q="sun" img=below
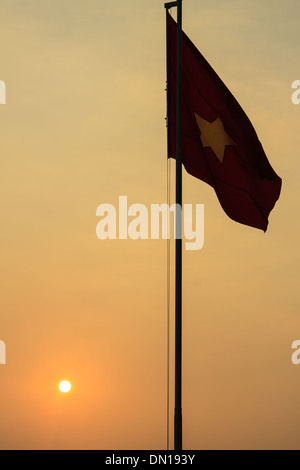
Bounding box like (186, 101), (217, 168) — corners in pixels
(59, 380), (72, 393)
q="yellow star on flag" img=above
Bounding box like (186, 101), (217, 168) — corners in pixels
(194, 113), (237, 164)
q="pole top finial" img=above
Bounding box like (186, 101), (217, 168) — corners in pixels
(164, 1), (178, 10)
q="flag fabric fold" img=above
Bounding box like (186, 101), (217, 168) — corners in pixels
(167, 13), (282, 231)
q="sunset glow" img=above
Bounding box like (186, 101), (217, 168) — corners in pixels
(0, 0), (299, 451)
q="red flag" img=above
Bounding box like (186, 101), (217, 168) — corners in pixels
(167, 13), (282, 231)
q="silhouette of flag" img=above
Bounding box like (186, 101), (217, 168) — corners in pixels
(167, 13), (281, 231)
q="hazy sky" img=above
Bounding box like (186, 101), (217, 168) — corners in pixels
(0, 0), (299, 450)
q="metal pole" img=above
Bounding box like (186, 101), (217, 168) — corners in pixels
(165, 0), (183, 451)
(174, 0), (183, 452)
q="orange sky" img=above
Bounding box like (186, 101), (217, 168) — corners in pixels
(0, 0), (300, 450)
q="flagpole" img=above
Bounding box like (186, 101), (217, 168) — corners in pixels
(165, 0), (183, 451)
